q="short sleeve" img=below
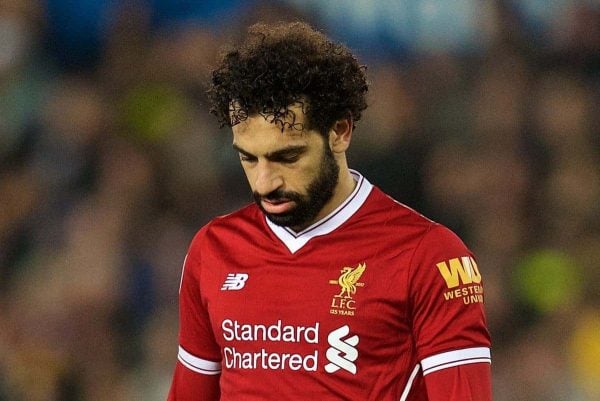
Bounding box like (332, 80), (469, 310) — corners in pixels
(408, 224), (491, 376)
(176, 232), (222, 375)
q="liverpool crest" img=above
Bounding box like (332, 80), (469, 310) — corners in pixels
(328, 263), (366, 316)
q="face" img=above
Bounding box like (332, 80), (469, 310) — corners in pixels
(232, 107), (340, 231)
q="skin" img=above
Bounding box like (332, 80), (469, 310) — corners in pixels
(231, 104), (356, 232)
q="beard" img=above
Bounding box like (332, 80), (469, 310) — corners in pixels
(253, 143), (339, 230)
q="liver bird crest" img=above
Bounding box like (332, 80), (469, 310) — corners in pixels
(335, 263), (366, 298)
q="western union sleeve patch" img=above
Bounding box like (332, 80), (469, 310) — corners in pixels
(435, 256), (484, 304)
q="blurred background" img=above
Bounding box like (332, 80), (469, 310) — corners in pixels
(1, 0), (599, 400)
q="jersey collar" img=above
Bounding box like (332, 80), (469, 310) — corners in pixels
(265, 170), (373, 254)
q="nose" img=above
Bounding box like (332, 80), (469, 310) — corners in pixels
(254, 161), (283, 196)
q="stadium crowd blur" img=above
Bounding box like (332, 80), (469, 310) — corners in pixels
(1, 0), (599, 400)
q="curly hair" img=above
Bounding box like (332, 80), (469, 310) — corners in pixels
(208, 21), (368, 136)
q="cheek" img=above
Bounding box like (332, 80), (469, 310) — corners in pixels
(292, 162), (320, 191)
(240, 164), (257, 191)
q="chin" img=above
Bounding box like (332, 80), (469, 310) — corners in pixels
(266, 214), (302, 227)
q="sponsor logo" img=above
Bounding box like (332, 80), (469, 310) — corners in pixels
(221, 273), (249, 290)
(219, 320), (361, 374)
(325, 325), (359, 374)
(221, 319), (319, 343)
(221, 319), (319, 371)
(436, 257), (484, 304)
(328, 263), (366, 316)
(436, 256), (481, 288)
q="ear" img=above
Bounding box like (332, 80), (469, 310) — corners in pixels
(329, 116), (353, 154)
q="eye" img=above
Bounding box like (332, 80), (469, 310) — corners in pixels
(279, 155), (299, 164)
(239, 154), (257, 163)
(273, 152), (301, 164)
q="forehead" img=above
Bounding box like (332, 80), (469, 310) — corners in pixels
(232, 107), (321, 152)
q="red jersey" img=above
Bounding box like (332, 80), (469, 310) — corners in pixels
(171, 171), (491, 400)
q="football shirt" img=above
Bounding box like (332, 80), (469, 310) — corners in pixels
(176, 171), (491, 400)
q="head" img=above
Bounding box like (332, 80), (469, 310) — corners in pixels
(208, 22), (368, 230)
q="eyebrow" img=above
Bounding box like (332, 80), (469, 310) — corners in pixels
(232, 143), (308, 160)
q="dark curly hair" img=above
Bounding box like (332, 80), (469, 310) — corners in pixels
(208, 21), (368, 136)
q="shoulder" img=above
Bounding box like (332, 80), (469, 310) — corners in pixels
(188, 203), (263, 253)
(363, 186), (437, 233)
(407, 221), (478, 291)
(414, 223), (471, 260)
(364, 186), (469, 255)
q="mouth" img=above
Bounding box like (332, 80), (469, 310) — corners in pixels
(260, 198), (295, 214)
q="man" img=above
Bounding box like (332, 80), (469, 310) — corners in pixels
(168, 22), (492, 401)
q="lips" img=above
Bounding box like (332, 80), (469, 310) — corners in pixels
(261, 198), (294, 214)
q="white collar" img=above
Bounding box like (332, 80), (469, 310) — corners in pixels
(265, 170), (373, 254)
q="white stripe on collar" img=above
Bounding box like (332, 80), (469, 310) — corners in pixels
(266, 170), (373, 254)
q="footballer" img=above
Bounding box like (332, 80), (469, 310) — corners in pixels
(167, 22), (492, 401)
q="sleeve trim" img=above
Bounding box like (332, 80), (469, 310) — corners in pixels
(421, 347), (491, 375)
(178, 346), (221, 375)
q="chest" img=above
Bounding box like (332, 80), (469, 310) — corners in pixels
(200, 239), (415, 350)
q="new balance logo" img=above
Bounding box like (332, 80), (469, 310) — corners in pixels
(325, 325), (359, 374)
(221, 273), (249, 290)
